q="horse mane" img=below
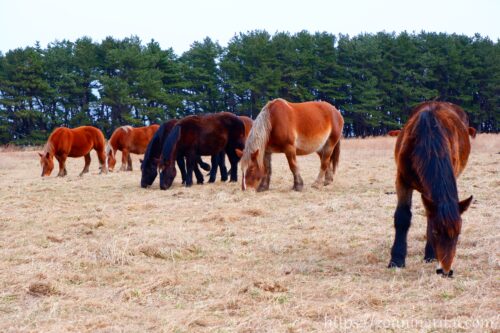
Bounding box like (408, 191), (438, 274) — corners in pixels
(120, 125), (133, 133)
(240, 100), (275, 170)
(42, 140), (54, 155)
(143, 122), (169, 168)
(411, 107), (461, 237)
(161, 124), (181, 164)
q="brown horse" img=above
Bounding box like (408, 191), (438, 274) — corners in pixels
(39, 126), (107, 177)
(209, 115), (253, 182)
(106, 124), (159, 171)
(388, 101), (474, 277)
(237, 98), (344, 191)
(239, 115), (253, 138)
(158, 112), (246, 189)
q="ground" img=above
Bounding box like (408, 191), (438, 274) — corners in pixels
(0, 135), (498, 332)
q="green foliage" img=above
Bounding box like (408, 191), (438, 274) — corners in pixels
(0, 32), (498, 144)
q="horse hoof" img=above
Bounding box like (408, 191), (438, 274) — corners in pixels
(436, 269), (454, 278)
(311, 182), (321, 189)
(388, 261), (405, 268)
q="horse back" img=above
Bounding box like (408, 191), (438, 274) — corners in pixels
(68, 126), (106, 157)
(396, 102), (471, 191)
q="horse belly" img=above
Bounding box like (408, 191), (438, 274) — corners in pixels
(295, 131), (330, 155)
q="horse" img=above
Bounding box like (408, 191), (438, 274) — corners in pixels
(39, 126), (108, 177)
(208, 115), (253, 183)
(107, 124), (159, 171)
(237, 98), (344, 192)
(140, 120), (211, 188)
(158, 112), (246, 190)
(387, 101), (474, 277)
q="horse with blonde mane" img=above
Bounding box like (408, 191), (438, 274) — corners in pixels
(238, 99), (344, 191)
(106, 124), (159, 171)
(39, 126), (107, 177)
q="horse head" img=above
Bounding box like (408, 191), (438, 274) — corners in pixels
(107, 150), (116, 172)
(38, 152), (54, 177)
(238, 149), (264, 191)
(140, 158), (158, 188)
(422, 194), (473, 277)
(158, 157), (176, 190)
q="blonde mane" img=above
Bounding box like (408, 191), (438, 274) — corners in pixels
(240, 101), (274, 170)
(42, 141), (54, 155)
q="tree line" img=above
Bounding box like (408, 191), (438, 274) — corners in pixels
(0, 30), (498, 144)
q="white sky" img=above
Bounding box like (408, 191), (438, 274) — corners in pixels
(0, 0), (498, 55)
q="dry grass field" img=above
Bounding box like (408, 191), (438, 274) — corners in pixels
(0, 135), (498, 332)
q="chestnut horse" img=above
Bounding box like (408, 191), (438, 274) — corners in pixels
(238, 99), (343, 191)
(388, 101), (474, 277)
(107, 124), (159, 171)
(158, 112), (246, 190)
(140, 120), (210, 188)
(39, 126), (107, 177)
(209, 115), (253, 183)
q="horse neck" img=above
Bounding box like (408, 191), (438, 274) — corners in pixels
(413, 111), (461, 231)
(161, 125), (181, 164)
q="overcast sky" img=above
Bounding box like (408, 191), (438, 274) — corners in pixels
(1, 0), (498, 55)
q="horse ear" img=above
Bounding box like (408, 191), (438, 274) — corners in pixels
(251, 149), (259, 161)
(459, 195), (473, 214)
(468, 127), (476, 138)
(388, 130), (401, 137)
(38, 152), (43, 158)
(421, 195), (436, 213)
(235, 149), (243, 158)
(45, 152), (50, 159)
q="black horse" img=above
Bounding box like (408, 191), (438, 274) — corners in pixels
(140, 120), (210, 188)
(158, 112), (246, 190)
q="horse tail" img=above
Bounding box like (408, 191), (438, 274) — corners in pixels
(330, 140), (341, 175)
(413, 110), (460, 237)
(197, 157), (211, 171)
(162, 124), (182, 163)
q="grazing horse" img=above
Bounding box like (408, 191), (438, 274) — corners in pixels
(39, 126), (107, 177)
(209, 115), (253, 183)
(238, 98), (343, 191)
(140, 120), (210, 188)
(388, 101), (474, 277)
(107, 124), (159, 171)
(158, 112), (246, 190)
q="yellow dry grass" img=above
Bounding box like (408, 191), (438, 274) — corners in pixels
(0, 134), (498, 332)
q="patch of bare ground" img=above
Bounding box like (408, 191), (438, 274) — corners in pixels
(0, 134), (498, 332)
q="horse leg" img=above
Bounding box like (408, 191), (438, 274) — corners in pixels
(226, 150), (239, 182)
(424, 224), (436, 263)
(257, 151), (272, 192)
(312, 147), (334, 188)
(284, 146), (303, 191)
(219, 151), (228, 181)
(127, 154), (133, 171)
(56, 155), (67, 177)
(80, 153), (91, 176)
(208, 154), (219, 183)
(388, 177), (413, 268)
(184, 154), (195, 187)
(120, 149), (129, 171)
(193, 160), (204, 184)
(176, 156), (187, 184)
